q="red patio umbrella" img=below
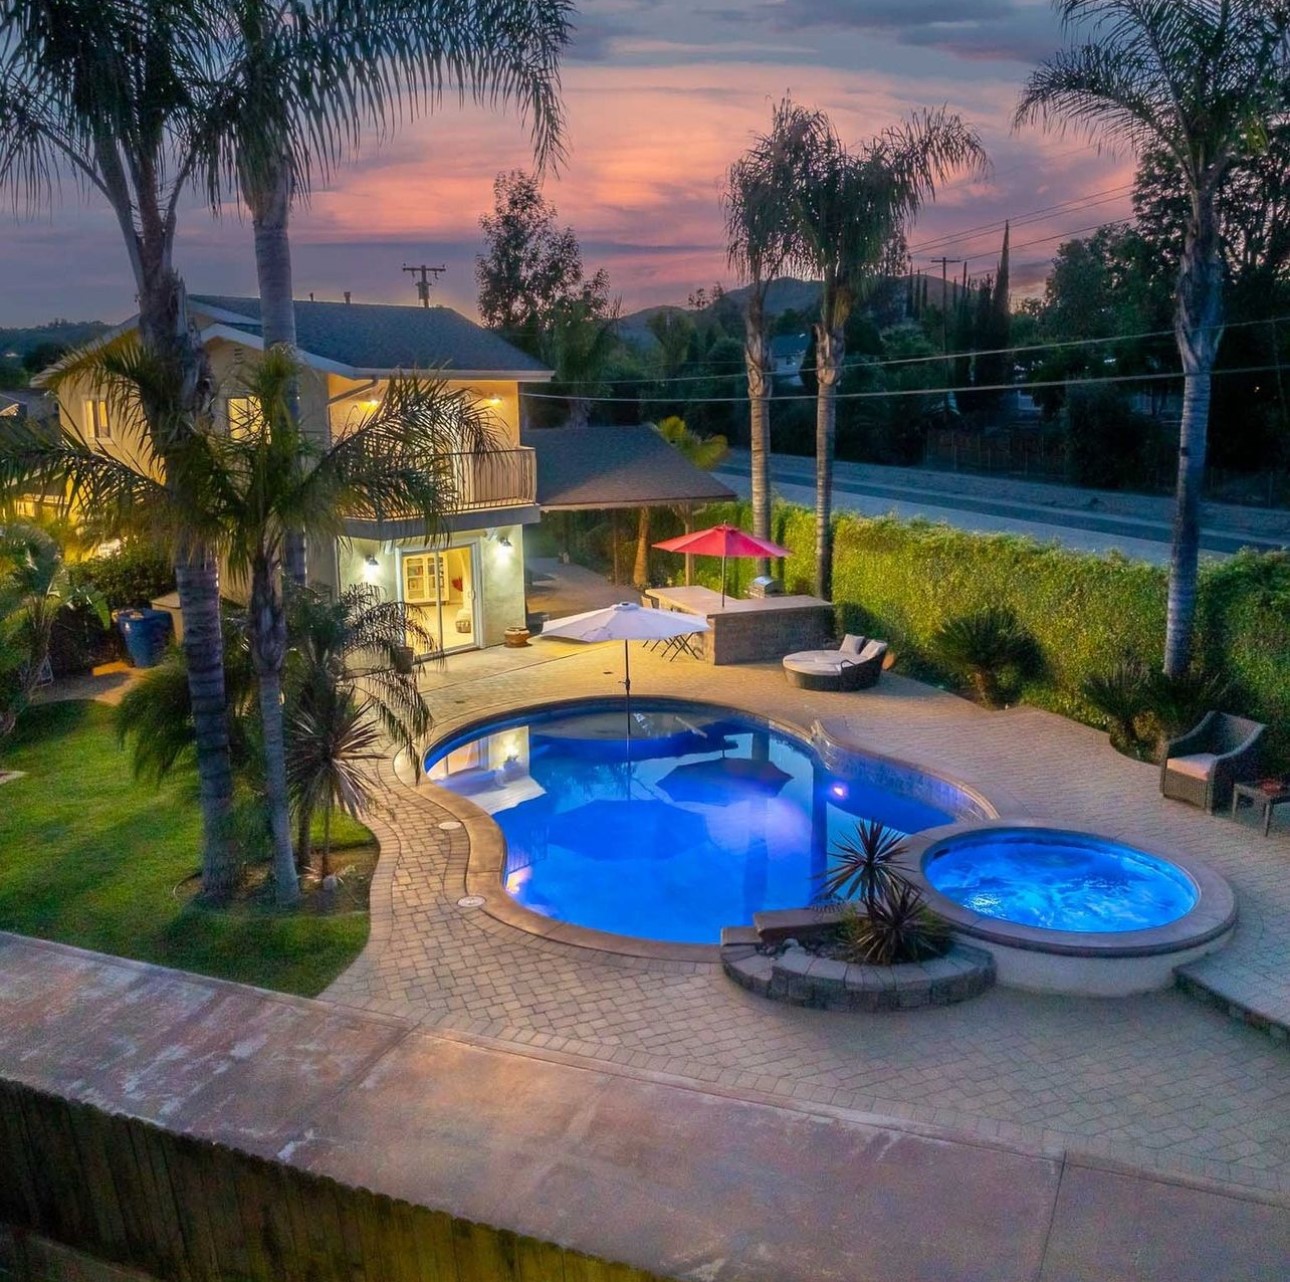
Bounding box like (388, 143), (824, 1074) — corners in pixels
(654, 524), (791, 604)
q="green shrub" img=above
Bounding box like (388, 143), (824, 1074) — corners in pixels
(1081, 658), (1155, 757)
(929, 606), (1036, 708)
(690, 499), (1290, 769)
(70, 542), (174, 609)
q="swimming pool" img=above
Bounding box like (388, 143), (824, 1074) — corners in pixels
(424, 699), (985, 945)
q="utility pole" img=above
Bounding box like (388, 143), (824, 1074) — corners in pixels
(928, 255), (962, 416)
(402, 263), (446, 308)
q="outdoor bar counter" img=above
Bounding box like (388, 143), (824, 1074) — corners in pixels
(646, 585), (833, 665)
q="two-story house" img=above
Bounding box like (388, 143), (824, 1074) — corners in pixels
(49, 294), (552, 656)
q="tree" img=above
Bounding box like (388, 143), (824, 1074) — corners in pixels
(631, 416), (728, 588)
(285, 583), (434, 874)
(203, 2), (571, 582)
(783, 104), (986, 597)
(724, 106), (802, 572)
(1018, 0), (1290, 676)
(0, 522), (106, 743)
(0, 0), (238, 888)
(540, 295), (620, 428)
(477, 170), (608, 352)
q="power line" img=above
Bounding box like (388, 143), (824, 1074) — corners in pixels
(586, 313), (1290, 385)
(961, 218), (1133, 262)
(521, 360), (1290, 406)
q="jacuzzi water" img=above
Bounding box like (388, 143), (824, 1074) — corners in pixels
(923, 829), (1199, 933)
(424, 700), (967, 944)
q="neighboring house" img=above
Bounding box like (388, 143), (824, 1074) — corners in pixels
(44, 295), (552, 656)
(770, 333), (810, 385)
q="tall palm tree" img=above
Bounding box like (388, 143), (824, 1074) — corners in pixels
(0, 0), (238, 885)
(1018, 0), (1290, 675)
(201, 0), (571, 582)
(723, 103), (804, 572)
(182, 349), (495, 904)
(786, 106), (987, 599)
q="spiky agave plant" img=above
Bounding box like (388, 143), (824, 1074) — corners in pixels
(1081, 658), (1154, 757)
(820, 818), (911, 911)
(839, 880), (950, 966)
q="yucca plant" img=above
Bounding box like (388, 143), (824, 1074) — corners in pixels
(1144, 667), (1237, 747)
(820, 818), (910, 910)
(1081, 658), (1154, 757)
(838, 881), (951, 966)
(929, 605), (1035, 708)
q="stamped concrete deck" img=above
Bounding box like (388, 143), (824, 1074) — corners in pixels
(324, 642), (1290, 1206)
(5, 931), (1290, 1282)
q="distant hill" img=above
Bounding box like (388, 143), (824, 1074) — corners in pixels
(618, 273), (966, 349)
(0, 319), (111, 363)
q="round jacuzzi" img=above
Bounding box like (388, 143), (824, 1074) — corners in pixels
(909, 822), (1237, 995)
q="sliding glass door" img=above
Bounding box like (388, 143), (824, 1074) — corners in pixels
(399, 543), (480, 655)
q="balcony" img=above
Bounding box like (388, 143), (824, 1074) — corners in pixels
(344, 446), (538, 534)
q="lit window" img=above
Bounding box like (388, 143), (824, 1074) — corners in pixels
(226, 396), (264, 440)
(83, 399), (111, 441)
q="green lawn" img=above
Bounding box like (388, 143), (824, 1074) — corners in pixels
(0, 700), (372, 996)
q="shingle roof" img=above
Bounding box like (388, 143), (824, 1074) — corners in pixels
(531, 425), (736, 511)
(189, 295), (551, 378)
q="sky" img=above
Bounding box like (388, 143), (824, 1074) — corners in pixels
(0, 0), (1138, 328)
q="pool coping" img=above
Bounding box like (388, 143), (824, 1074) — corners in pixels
(905, 820), (1239, 959)
(427, 694), (1004, 965)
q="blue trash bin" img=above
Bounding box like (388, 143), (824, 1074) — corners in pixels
(117, 608), (173, 668)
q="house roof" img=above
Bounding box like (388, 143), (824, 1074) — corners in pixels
(188, 295), (552, 380)
(531, 425), (736, 511)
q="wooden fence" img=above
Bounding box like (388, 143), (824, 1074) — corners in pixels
(0, 1079), (662, 1282)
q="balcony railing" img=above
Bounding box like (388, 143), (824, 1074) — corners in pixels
(447, 446), (537, 512)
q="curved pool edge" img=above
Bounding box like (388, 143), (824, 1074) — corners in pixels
(906, 820), (1238, 996)
(421, 694), (1000, 963)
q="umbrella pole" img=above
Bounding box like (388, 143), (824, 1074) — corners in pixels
(721, 552), (728, 607)
(623, 638), (632, 736)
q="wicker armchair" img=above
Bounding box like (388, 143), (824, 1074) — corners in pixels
(1161, 712), (1265, 812)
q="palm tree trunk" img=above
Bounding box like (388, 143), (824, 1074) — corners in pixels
(250, 164), (308, 588)
(633, 507), (651, 589)
(257, 668), (299, 905)
(249, 558), (299, 906)
(745, 295), (772, 577)
(174, 551), (237, 895)
(1165, 196), (1225, 677)
(296, 800), (314, 874)
(321, 802), (332, 881)
(813, 324), (842, 600)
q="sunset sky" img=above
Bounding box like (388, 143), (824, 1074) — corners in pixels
(0, 0), (1139, 328)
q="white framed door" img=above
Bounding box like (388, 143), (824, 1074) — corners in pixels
(397, 541), (482, 655)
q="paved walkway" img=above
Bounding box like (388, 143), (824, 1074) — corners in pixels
(327, 644), (1290, 1203)
(6, 931), (1290, 1282)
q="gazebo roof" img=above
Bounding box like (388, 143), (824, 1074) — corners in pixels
(531, 425), (735, 511)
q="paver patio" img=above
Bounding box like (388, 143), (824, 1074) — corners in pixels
(325, 639), (1290, 1199)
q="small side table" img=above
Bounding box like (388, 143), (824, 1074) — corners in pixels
(1231, 780), (1290, 836)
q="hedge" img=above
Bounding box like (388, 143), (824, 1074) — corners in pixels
(687, 499), (1290, 770)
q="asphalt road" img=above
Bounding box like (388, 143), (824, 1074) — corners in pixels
(714, 452), (1290, 564)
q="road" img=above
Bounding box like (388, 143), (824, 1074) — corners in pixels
(713, 451), (1290, 564)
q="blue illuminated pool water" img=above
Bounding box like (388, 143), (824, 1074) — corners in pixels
(424, 700), (969, 944)
(923, 830), (1198, 933)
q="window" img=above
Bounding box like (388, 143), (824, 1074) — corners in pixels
(226, 396), (264, 440)
(83, 398), (110, 441)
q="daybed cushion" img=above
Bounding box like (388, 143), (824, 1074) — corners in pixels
(1166, 753), (1219, 781)
(840, 633), (866, 655)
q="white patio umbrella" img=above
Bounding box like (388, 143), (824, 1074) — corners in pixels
(539, 601), (710, 731)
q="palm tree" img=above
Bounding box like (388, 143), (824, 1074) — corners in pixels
(184, 349), (495, 903)
(785, 106), (987, 599)
(542, 296), (621, 428)
(0, 0), (238, 884)
(1017, 0), (1290, 676)
(201, 0), (571, 582)
(723, 104), (803, 572)
(285, 583), (435, 872)
(0, 523), (107, 743)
